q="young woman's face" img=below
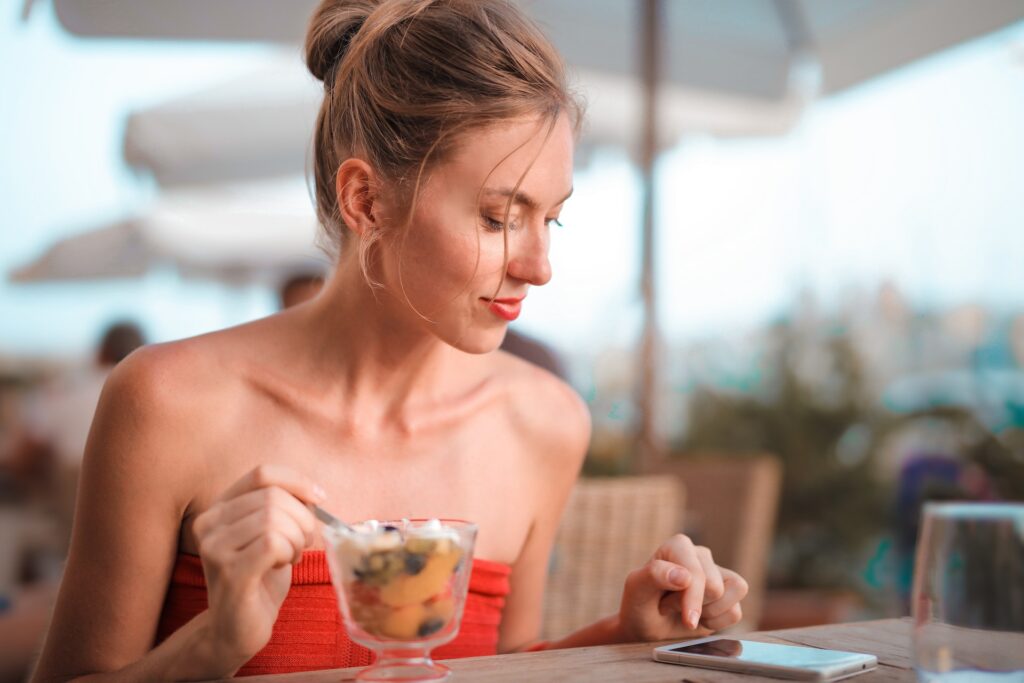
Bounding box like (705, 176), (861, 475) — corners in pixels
(377, 114), (574, 353)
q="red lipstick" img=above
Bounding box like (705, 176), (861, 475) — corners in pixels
(485, 296), (524, 321)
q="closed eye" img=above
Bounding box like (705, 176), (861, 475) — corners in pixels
(482, 215), (514, 232)
(482, 216), (561, 231)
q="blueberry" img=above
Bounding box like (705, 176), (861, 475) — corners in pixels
(417, 618), (445, 637)
(404, 552), (427, 575)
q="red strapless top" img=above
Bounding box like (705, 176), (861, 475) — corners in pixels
(155, 551), (511, 677)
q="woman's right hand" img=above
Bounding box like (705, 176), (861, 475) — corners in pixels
(192, 464), (325, 666)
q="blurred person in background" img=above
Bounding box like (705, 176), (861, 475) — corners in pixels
(14, 321), (146, 543)
(278, 272), (326, 310)
(5, 322), (146, 534)
(32, 2), (747, 681)
(501, 328), (567, 380)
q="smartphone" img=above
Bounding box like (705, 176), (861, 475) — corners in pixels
(652, 636), (878, 681)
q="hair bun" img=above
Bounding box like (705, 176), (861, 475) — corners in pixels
(305, 0), (381, 85)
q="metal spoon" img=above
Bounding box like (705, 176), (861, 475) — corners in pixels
(310, 503), (354, 533)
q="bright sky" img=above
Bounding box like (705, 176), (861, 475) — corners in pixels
(1, 2), (1022, 359)
(0, 1), (280, 357)
(529, 17), (1024, 347)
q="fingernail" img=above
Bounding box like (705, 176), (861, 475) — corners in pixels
(669, 568), (687, 587)
(313, 485), (326, 501)
(687, 610), (701, 629)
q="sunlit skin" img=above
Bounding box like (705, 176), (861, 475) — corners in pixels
(32, 114), (746, 682)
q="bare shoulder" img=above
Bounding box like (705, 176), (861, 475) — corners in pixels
(103, 335), (231, 428)
(91, 325), (262, 482)
(35, 332), (253, 679)
(493, 350), (591, 476)
(105, 319), (269, 412)
(107, 338), (211, 405)
(82, 345), (203, 513)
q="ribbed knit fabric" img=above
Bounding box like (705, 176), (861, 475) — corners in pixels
(155, 551), (511, 677)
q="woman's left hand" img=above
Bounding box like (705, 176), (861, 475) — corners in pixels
(616, 534), (749, 642)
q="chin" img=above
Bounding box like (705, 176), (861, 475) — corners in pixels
(441, 325), (508, 355)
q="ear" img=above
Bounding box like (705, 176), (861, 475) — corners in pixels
(335, 158), (379, 238)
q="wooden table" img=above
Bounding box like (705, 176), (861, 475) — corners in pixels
(233, 618), (916, 682)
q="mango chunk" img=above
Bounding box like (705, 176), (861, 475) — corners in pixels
(379, 548), (462, 607)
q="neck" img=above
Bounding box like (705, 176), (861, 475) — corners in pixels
(283, 260), (473, 435)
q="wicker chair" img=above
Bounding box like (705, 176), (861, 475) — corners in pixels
(541, 475), (686, 639)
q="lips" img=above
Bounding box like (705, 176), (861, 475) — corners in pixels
(484, 296), (525, 322)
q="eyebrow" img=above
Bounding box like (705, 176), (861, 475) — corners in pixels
(480, 186), (574, 212)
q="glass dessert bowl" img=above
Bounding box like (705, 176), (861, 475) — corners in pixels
(324, 518), (478, 681)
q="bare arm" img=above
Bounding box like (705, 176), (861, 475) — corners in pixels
(497, 376), (589, 653)
(497, 385), (639, 650)
(30, 348), (239, 682)
(494, 368), (748, 651)
(31, 347), (325, 683)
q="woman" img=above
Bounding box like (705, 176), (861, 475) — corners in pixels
(32, 0), (748, 679)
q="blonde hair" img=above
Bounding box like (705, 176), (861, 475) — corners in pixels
(305, 0), (582, 286)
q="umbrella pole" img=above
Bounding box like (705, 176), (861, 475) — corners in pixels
(635, 0), (664, 473)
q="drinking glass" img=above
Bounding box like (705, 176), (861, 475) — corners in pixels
(911, 503), (1024, 682)
(324, 518), (477, 681)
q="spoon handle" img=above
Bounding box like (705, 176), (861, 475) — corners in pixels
(311, 503), (350, 531)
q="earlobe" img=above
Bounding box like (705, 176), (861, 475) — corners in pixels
(335, 158), (378, 238)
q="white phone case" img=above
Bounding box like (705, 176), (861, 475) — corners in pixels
(652, 636), (878, 682)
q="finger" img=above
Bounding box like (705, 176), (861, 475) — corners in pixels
(656, 592), (718, 632)
(215, 464), (325, 506)
(237, 529), (300, 574)
(195, 489), (271, 537)
(702, 604), (743, 631)
(200, 487), (318, 547)
(703, 570), (749, 620)
(222, 507), (308, 564)
(695, 547), (725, 605)
(630, 558), (692, 607)
(656, 535), (706, 629)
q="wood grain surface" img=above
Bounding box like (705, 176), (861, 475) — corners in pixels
(228, 618), (915, 682)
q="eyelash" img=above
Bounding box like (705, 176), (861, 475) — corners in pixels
(481, 216), (564, 232)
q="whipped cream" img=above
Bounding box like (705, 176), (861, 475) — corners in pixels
(406, 518), (460, 543)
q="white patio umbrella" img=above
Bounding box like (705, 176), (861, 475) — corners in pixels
(122, 60), (325, 187)
(47, 0), (1024, 99)
(121, 57), (809, 187)
(9, 179), (329, 286)
(51, 0), (1019, 187)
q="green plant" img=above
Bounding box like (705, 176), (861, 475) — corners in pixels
(675, 325), (891, 589)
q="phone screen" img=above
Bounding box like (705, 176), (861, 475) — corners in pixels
(669, 639), (869, 668)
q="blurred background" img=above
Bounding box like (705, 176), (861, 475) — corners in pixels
(2, 0), (1024, 679)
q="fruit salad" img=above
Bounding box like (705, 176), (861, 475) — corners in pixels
(331, 519), (468, 642)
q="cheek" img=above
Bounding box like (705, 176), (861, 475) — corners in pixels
(400, 220), (505, 292)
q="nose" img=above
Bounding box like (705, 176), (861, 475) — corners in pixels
(506, 223), (552, 286)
